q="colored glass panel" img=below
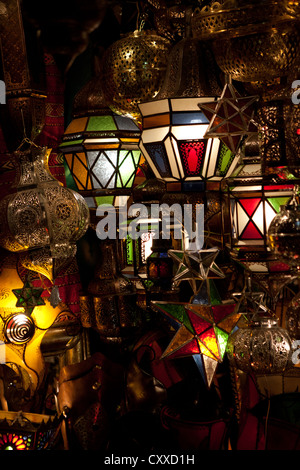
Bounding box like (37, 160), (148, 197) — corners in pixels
(86, 115), (117, 132)
(118, 150), (136, 187)
(188, 304), (214, 323)
(171, 112), (209, 125)
(267, 197), (291, 214)
(199, 327), (220, 361)
(64, 117), (88, 134)
(217, 143), (235, 175)
(144, 142), (171, 177)
(178, 140), (206, 176)
(114, 115), (140, 131)
(153, 302), (193, 332)
(215, 327), (229, 359)
(186, 309), (211, 336)
(240, 198), (261, 217)
(212, 304), (236, 324)
(218, 312), (241, 334)
(162, 327), (197, 358)
(95, 196), (114, 206)
(241, 220), (263, 239)
(143, 113), (170, 129)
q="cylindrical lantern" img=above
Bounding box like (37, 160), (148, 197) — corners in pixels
(100, 30), (172, 122)
(227, 317), (292, 374)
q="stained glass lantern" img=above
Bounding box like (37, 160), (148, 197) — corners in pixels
(138, 33), (239, 192)
(226, 317), (292, 374)
(60, 112), (143, 196)
(0, 411), (61, 450)
(227, 174), (295, 251)
(139, 97), (238, 189)
(100, 30), (172, 122)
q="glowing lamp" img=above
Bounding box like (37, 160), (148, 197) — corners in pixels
(60, 112), (143, 196)
(138, 97), (238, 189)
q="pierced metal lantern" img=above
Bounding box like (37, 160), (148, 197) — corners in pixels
(267, 198), (300, 269)
(285, 291), (300, 340)
(0, 146), (89, 281)
(226, 317), (292, 374)
(100, 30), (172, 122)
(191, 1), (300, 82)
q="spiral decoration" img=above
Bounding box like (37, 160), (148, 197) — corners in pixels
(5, 314), (35, 344)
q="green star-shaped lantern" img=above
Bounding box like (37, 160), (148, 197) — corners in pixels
(12, 280), (45, 315)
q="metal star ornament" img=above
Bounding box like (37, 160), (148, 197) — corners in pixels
(12, 280), (45, 315)
(168, 248), (225, 295)
(198, 80), (259, 154)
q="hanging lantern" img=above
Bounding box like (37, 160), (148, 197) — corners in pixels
(0, 146), (89, 284)
(228, 181), (295, 251)
(100, 30), (172, 122)
(0, 411), (61, 450)
(285, 291), (300, 340)
(267, 194), (300, 270)
(59, 76), (145, 212)
(191, 1), (300, 82)
(226, 317), (292, 374)
(138, 35), (239, 191)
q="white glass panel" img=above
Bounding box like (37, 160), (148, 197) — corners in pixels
(139, 99), (169, 116)
(141, 127), (169, 144)
(171, 97), (216, 112)
(237, 203), (249, 236)
(169, 136), (183, 179)
(171, 124), (208, 140)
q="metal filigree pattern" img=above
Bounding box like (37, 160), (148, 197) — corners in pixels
(227, 317), (292, 374)
(0, 146), (89, 279)
(100, 30), (172, 121)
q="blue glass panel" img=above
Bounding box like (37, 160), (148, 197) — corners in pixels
(144, 142), (171, 177)
(172, 112), (209, 126)
(114, 115), (140, 131)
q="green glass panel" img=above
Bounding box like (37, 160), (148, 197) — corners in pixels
(63, 160), (79, 191)
(119, 151), (136, 185)
(215, 327), (228, 359)
(267, 196), (291, 213)
(95, 195), (114, 206)
(86, 115), (117, 132)
(90, 115), (117, 132)
(126, 236), (134, 265)
(60, 138), (83, 148)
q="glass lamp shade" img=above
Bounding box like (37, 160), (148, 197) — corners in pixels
(227, 180), (295, 250)
(60, 112), (143, 197)
(138, 97), (238, 188)
(226, 317), (292, 374)
(0, 147), (89, 273)
(0, 411), (60, 450)
(285, 291), (300, 340)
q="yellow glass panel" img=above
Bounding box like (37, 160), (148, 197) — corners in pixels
(64, 117), (88, 134)
(84, 144), (119, 150)
(72, 153), (88, 190)
(143, 113), (170, 129)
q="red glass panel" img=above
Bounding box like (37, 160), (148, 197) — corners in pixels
(241, 220), (263, 239)
(211, 304), (236, 324)
(178, 140), (206, 176)
(240, 198), (261, 217)
(186, 309), (211, 336)
(168, 338), (200, 358)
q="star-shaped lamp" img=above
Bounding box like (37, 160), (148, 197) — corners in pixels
(199, 81), (258, 154)
(168, 248), (225, 295)
(152, 300), (240, 387)
(12, 280), (45, 315)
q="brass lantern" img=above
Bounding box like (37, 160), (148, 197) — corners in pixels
(0, 146), (90, 283)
